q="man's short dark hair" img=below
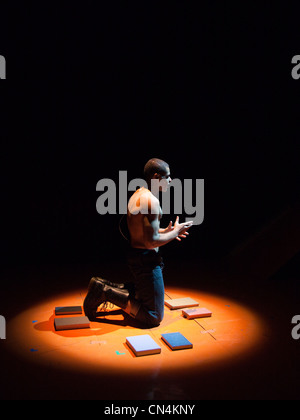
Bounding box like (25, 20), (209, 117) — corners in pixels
(144, 158), (169, 186)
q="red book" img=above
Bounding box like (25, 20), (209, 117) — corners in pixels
(182, 307), (212, 319)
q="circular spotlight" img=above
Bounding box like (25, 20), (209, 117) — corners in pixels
(7, 287), (267, 375)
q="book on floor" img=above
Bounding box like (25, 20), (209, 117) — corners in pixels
(126, 334), (161, 357)
(182, 307), (212, 319)
(161, 332), (193, 350)
(54, 316), (90, 331)
(55, 306), (83, 316)
(164, 297), (199, 310)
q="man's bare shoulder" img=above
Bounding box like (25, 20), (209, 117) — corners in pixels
(128, 188), (160, 215)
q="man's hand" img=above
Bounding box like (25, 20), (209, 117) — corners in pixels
(144, 208), (194, 249)
(159, 221), (174, 234)
(159, 217), (193, 241)
(173, 216), (193, 241)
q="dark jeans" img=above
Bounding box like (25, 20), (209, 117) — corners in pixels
(127, 248), (165, 328)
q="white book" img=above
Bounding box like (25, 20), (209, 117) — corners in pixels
(126, 335), (161, 357)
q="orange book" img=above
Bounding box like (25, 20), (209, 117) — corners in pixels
(164, 297), (199, 310)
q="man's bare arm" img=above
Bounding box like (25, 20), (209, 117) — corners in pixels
(143, 200), (193, 249)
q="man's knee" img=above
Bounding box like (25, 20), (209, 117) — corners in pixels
(133, 302), (164, 328)
(148, 319), (161, 328)
(147, 311), (164, 328)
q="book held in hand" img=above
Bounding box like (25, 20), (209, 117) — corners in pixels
(126, 335), (161, 357)
(161, 332), (193, 350)
(182, 307), (212, 319)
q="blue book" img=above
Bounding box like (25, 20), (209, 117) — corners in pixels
(161, 332), (193, 350)
(126, 335), (161, 357)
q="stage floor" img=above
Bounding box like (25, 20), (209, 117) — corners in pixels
(1, 257), (300, 400)
(7, 287), (265, 382)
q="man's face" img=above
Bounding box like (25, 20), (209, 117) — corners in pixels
(158, 167), (172, 193)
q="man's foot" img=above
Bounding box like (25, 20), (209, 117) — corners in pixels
(83, 277), (106, 320)
(83, 277), (130, 320)
(91, 277), (125, 289)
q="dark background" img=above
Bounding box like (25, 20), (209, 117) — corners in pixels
(1, 2), (299, 268)
(1, 0), (300, 401)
